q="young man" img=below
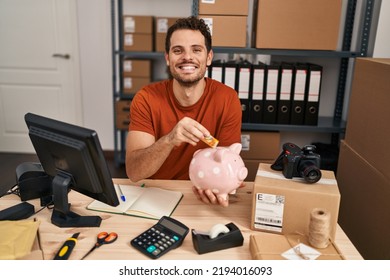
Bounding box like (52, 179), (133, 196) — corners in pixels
(125, 17), (242, 207)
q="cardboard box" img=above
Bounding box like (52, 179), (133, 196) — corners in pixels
(249, 232), (345, 260)
(251, 163), (340, 239)
(123, 77), (150, 94)
(123, 59), (151, 77)
(198, 0), (249, 16)
(344, 58), (390, 178)
(240, 131), (280, 160)
(155, 17), (180, 52)
(199, 15), (247, 47)
(115, 100), (131, 130)
(123, 15), (153, 34)
(123, 33), (153, 52)
(116, 100), (131, 113)
(116, 113), (130, 130)
(255, 0), (342, 50)
(337, 141), (390, 260)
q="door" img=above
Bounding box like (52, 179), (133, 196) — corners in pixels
(0, 0), (81, 153)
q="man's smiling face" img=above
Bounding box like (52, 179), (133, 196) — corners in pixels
(165, 29), (213, 87)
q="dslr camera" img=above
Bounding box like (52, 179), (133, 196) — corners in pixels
(271, 142), (322, 183)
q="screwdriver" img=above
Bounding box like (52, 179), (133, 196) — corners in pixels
(53, 232), (80, 260)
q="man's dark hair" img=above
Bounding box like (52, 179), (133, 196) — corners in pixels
(165, 16), (212, 53)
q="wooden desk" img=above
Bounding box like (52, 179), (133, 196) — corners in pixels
(0, 179), (363, 260)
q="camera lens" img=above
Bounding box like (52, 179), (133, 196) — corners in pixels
(300, 164), (322, 183)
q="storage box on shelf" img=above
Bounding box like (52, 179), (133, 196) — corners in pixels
(118, 59), (150, 136)
(255, 0), (343, 50)
(123, 15), (153, 51)
(198, 0), (249, 48)
(122, 59), (151, 95)
(198, 0), (249, 16)
(115, 100), (131, 131)
(123, 59), (151, 77)
(199, 15), (247, 47)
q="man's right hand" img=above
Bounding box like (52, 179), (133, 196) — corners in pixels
(167, 117), (211, 147)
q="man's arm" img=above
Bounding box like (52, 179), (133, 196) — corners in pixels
(126, 117), (210, 182)
(125, 131), (173, 182)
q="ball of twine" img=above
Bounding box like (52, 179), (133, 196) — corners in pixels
(308, 208), (331, 249)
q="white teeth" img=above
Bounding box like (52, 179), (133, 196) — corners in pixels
(181, 66), (195, 70)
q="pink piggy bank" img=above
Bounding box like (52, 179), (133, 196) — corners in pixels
(189, 143), (248, 200)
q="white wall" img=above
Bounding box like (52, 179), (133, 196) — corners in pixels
(77, 0), (389, 151)
(76, 0), (114, 150)
(373, 0), (390, 58)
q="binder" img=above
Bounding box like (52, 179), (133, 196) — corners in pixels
(209, 59), (224, 82)
(263, 63), (279, 124)
(290, 63), (308, 125)
(237, 60), (252, 123)
(224, 60), (238, 91)
(276, 62), (294, 124)
(304, 63), (323, 125)
(250, 62), (266, 124)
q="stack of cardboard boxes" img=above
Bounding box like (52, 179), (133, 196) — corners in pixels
(337, 58), (390, 259)
(117, 59), (151, 130)
(198, 0), (249, 47)
(123, 15), (153, 51)
(121, 16), (153, 97)
(115, 99), (131, 131)
(122, 59), (151, 96)
(249, 163), (342, 259)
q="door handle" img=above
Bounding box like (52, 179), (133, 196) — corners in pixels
(52, 53), (70, 59)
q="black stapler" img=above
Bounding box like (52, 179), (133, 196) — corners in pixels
(192, 222), (244, 254)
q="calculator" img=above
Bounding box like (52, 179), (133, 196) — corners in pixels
(130, 216), (189, 259)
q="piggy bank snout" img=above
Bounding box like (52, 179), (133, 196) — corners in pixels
(238, 166), (248, 181)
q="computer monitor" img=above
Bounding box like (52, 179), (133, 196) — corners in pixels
(24, 112), (119, 228)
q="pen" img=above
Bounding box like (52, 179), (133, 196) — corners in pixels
(118, 185), (126, 202)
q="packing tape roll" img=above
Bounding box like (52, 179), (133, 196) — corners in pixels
(308, 208), (331, 249)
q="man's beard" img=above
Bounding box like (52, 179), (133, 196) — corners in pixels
(167, 66), (206, 88)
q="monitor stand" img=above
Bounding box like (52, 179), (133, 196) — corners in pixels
(51, 173), (102, 228)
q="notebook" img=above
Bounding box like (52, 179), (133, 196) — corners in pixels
(86, 184), (183, 220)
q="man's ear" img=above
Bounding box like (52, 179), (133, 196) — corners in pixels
(165, 52), (169, 66)
(206, 49), (214, 66)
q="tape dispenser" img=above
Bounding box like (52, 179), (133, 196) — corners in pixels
(191, 222), (244, 254)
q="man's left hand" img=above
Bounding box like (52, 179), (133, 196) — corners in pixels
(192, 186), (229, 207)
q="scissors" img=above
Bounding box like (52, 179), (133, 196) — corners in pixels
(81, 232), (118, 260)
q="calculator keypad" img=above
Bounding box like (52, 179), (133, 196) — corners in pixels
(132, 226), (180, 258)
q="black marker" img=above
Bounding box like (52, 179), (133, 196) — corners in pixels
(53, 232), (80, 260)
